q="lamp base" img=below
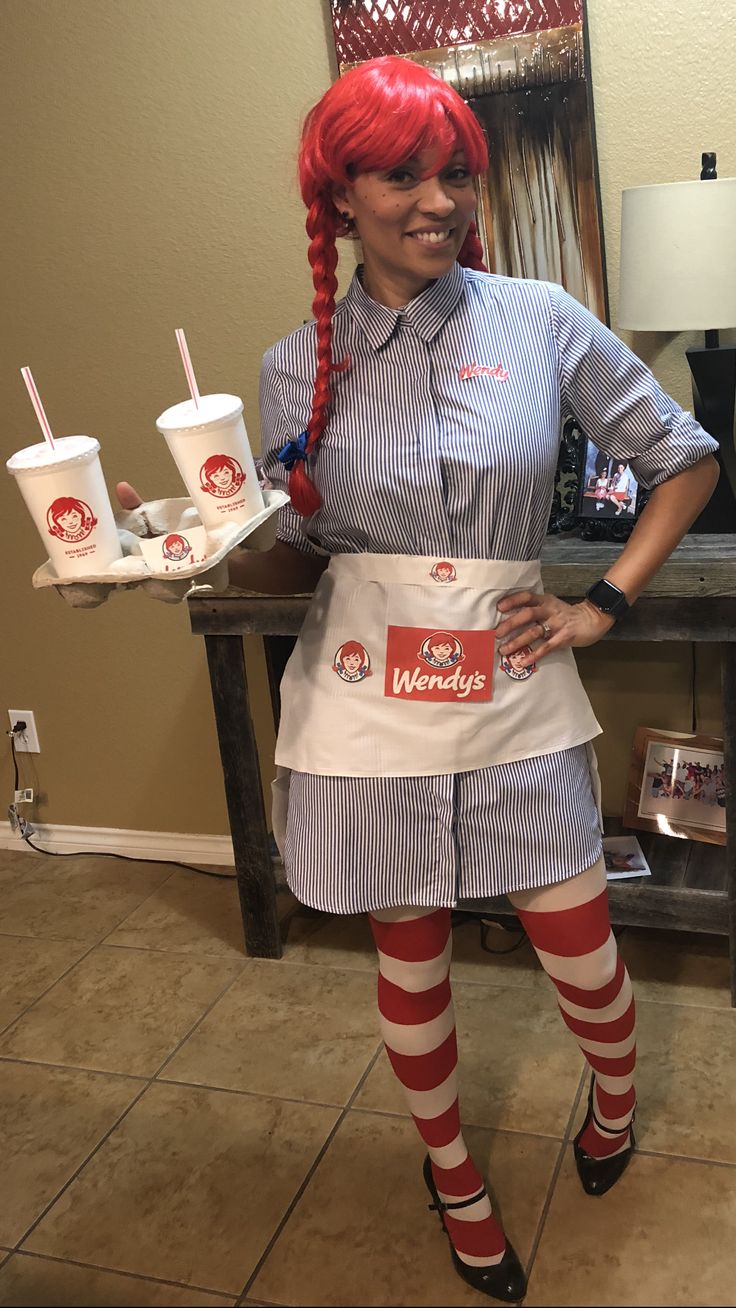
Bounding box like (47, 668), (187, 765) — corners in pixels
(687, 345), (736, 533)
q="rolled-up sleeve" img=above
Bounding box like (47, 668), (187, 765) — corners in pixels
(259, 346), (321, 557)
(547, 282), (718, 489)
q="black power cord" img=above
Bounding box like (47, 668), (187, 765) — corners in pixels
(5, 728), (237, 881)
(451, 909), (529, 955)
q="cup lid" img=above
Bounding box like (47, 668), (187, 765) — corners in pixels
(155, 393), (244, 435)
(6, 435), (100, 477)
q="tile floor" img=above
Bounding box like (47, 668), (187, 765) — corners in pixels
(1, 845), (735, 1306)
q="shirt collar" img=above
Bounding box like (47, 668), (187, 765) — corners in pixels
(343, 261), (466, 349)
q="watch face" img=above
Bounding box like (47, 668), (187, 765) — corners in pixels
(588, 580), (627, 614)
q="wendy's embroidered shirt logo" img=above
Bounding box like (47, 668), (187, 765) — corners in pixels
(459, 362), (509, 382)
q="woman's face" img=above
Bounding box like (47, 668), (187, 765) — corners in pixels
(58, 508), (82, 533)
(211, 466), (233, 489)
(431, 640), (454, 661)
(337, 150), (477, 297)
(343, 651), (362, 673)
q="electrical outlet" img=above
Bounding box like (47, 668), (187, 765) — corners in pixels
(7, 710), (40, 753)
(14, 788), (33, 805)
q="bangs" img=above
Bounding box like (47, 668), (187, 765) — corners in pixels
(305, 56), (488, 191)
(345, 76), (487, 178)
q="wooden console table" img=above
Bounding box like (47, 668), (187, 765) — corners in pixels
(188, 535), (736, 1003)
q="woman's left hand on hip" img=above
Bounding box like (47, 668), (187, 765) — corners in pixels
(495, 591), (614, 665)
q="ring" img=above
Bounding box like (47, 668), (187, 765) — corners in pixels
(539, 620), (552, 640)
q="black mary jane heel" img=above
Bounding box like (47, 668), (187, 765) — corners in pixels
(573, 1076), (636, 1197)
(422, 1155), (527, 1303)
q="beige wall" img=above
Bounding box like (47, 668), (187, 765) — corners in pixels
(1, 0), (730, 836)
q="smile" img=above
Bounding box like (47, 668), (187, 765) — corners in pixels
(407, 229), (454, 245)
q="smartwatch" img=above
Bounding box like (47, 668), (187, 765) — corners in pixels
(584, 578), (630, 621)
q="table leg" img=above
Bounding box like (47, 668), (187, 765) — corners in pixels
(721, 642), (736, 1006)
(204, 633), (282, 959)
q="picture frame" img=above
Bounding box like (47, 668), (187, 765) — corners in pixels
(547, 420), (650, 540)
(624, 726), (726, 847)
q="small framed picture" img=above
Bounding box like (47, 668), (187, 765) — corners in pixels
(624, 727), (726, 846)
(577, 437), (642, 523)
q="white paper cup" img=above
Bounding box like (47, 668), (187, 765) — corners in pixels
(6, 435), (123, 577)
(155, 393), (264, 530)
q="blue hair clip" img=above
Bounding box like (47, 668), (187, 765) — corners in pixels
(276, 431), (309, 472)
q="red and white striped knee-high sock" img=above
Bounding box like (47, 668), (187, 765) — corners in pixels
(512, 885), (636, 1158)
(369, 906), (507, 1267)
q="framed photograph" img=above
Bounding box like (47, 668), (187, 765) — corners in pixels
(578, 438), (642, 523)
(547, 421), (650, 540)
(624, 727), (726, 847)
(602, 835), (652, 880)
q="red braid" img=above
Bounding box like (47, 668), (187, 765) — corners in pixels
(458, 220), (488, 273)
(291, 58), (490, 518)
(287, 196), (343, 517)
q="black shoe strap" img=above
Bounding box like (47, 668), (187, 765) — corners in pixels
(429, 1186), (487, 1214)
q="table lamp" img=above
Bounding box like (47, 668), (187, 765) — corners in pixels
(618, 155), (736, 532)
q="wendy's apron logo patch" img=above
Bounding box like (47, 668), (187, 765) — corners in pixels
(333, 639), (373, 683)
(385, 626), (494, 702)
(430, 561), (457, 584)
(500, 646), (537, 680)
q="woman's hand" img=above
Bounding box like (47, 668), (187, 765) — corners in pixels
(116, 481), (143, 512)
(495, 590), (614, 668)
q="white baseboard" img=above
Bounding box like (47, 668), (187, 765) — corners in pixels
(0, 822), (235, 865)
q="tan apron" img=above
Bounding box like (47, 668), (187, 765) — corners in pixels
(272, 553), (602, 853)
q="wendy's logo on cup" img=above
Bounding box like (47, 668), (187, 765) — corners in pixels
(419, 631), (464, 670)
(500, 646), (537, 680)
(199, 454), (246, 499)
(430, 561), (457, 584)
(162, 533), (191, 562)
(46, 496), (98, 543)
(332, 639), (372, 683)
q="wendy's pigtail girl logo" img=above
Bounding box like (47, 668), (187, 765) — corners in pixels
(199, 454), (245, 499)
(419, 631), (464, 670)
(162, 533), (191, 562)
(333, 639), (372, 684)
(46, 496), (97, 543)
(500, 646), (537, 681)
(430, 561), (457, 584)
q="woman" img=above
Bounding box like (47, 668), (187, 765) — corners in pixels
(609, 462), (636, 515)
(118, 56), (718, 1303)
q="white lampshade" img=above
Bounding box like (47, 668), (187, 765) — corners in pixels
(618, 177), (736, 330)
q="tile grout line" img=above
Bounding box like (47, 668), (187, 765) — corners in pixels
(149, 960), (250, 1082)
(0, 863), (182, 1041)
(11, 921), (248, 1255)
(4, 1247), (238, 1301)
(523, 1064), (588, 1283)
(13, 1078), (153, 1254)
(239, 1039), (386, 1302)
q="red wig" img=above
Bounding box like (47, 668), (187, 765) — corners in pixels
(291, 55), (489, 517)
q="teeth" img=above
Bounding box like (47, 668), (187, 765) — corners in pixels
(412, 230), (451, 244)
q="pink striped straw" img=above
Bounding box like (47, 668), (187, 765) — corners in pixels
(174, 328), (201, 409)
(20, 367), (55, 450)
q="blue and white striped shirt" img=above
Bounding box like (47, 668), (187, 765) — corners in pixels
(259, 263), (717, 912)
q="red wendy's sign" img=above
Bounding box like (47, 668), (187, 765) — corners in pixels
(385, 624), (495, 703)
(330, 1), (583, 65)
